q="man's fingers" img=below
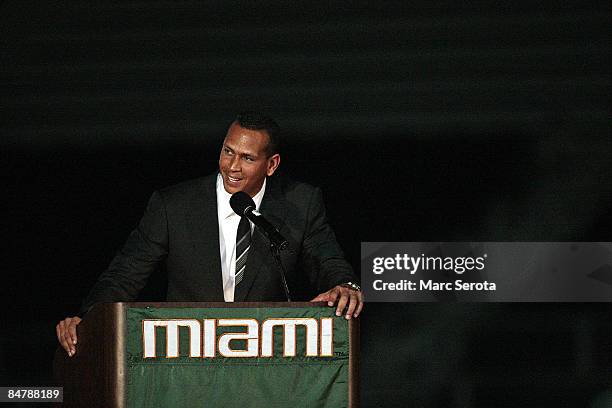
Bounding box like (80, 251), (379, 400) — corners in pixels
(62, 328), (74, 355)
(56, 322), (68, 353)
(327, 289), (339, 307)
(314, 286), (363, 318)
(57, 321), (71, 355)
(354, 292), (364, 317)
(335, 290), (349, 317)
(68, 324), (77, 347)
(68, 317), (81, 347)
(310, 293), (328, 302)
(345, 292), (358, 319)
(57, 317), (81, 357)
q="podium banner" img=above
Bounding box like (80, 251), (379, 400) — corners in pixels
(125, 306), (349, 408)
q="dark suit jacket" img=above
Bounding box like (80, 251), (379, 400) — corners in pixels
(81, 173), (355, 313)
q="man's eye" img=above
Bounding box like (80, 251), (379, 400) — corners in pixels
(223, 148), (232, 154)
(244, 156), (254, 162)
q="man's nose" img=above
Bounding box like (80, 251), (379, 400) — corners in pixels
(229, 156), (241, 172)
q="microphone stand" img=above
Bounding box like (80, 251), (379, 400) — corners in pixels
(270, 242), (291, 302)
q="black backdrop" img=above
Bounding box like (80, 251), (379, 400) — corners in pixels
(2, 1), (612, 407)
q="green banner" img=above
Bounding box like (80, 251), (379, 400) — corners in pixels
(126, 307), (349, 408)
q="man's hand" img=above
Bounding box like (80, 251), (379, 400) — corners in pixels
(311, 285), (363, 319)
(56, 316), (82, 357)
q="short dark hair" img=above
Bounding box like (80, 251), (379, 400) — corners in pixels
(235, 111), (281, 156)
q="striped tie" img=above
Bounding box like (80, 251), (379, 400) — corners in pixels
(234, 216), (251, 286)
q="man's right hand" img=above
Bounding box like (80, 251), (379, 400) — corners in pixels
(56, 316), (82, 357)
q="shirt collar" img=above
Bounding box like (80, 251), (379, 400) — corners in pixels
(216, 173), (267, 219)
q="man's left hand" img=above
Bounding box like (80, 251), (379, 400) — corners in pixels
(311, 285), (363, 319)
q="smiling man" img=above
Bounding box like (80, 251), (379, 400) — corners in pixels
(56, 111), (362, 357)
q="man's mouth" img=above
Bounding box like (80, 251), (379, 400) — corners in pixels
(227, 175), (243, 183)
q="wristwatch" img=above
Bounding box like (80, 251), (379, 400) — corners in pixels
(341, 282), (361, 291)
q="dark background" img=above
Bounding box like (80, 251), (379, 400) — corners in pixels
(2, 1), (612, 407)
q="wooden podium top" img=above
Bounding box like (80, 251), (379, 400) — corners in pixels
(111, 301), (329, 308)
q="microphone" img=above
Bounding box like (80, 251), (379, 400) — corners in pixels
(230, 191), (289, 251)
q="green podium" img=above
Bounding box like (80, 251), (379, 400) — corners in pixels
(54, 302), (359, 407)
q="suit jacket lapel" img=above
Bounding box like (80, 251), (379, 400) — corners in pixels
(189, 174), (224, 300)
(234, 175), (287, 301)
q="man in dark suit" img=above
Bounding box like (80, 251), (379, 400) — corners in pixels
(57, 112), (362, 356)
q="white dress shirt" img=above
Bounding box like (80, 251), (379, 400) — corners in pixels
(216, 173), (266, 301)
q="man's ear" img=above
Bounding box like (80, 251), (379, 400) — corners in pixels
(266, 154), (281, 176)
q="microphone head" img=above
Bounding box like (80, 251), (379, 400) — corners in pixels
(230, 191), (255, 216)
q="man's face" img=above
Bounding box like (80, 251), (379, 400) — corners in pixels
(218, 122), (280, 197)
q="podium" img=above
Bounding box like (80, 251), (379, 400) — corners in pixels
(54, 302), (359, 407)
